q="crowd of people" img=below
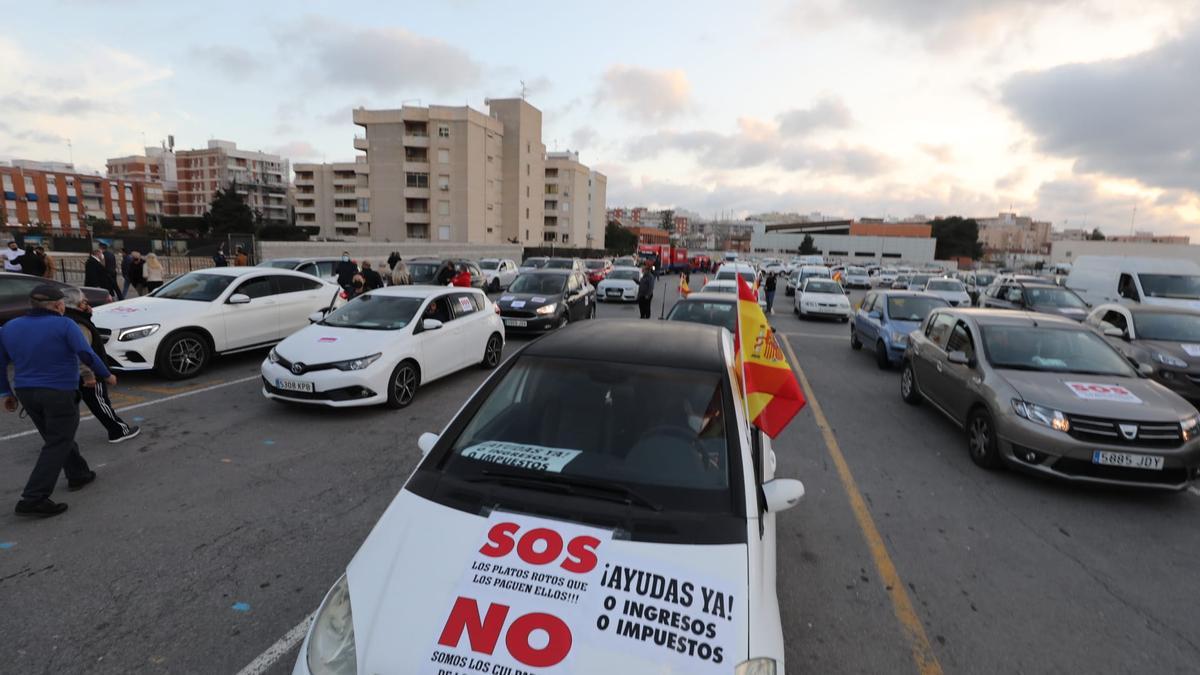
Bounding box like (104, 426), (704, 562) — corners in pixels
(334, 251), (476, 299)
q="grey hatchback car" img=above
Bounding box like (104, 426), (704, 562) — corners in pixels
(900, 308), (1200, 490)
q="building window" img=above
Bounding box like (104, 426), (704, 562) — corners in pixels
(438, 226), (451, 240)
(438, 126), (450, 138)
(487, 155), (494, 163)
(525, 207), (529, 219)
(487, 203), (494, 210)
(438, 175), (449, 191)
(405, 173), (429, 188)
(562, 203), (569, 212)
(525, 186), (529, 197)
(438, 149), (450, 163)
(358, 198), (370, 212)
(438, 200), (450, 216)
(526, 164), (530, 177)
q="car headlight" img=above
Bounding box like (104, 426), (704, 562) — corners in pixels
(268, 348), (280, 364)
(331, 353), (382, 371)
(535, 303), (558, 315)
(1012, 399), (1070, 432)
(890, 330), (909, 346)
(735, 657), (777, 675)
(307, 574), (357, 675)
(1182, 415), (1199, 441)
(1153, 351), (1188, 368)
(117, 324), (160, 341)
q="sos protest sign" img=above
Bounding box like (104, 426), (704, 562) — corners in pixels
(1064, 381), (1143, 404)
(424, 512), (741, 674)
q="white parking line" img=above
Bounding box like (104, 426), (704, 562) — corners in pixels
(0, 375), (260, 443)
(781, 331), (846, 341)
(234, 610), (316, 675)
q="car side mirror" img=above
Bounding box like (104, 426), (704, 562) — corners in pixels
(418, 432), (439, 456)
(1138, 363), (1154, 378)
(308, 310), (329, 324)
(422, 318), (443, 331)
(1103, 326), (1128, 340)
(228, 293), (251, 305)
(947, 350), (974, 367)
(762, 478), (805, 512)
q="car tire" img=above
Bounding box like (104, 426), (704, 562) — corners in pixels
(480, 333), (503, 369)
(900, 361), (921, 405)
(155, 331), (210, 380)
(967, 408), (1002, 469)
(875, 340), (890, 369)
(850, 327), (862, 350)
(386, 360), (420, 409)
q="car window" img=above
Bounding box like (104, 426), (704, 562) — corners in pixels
(1118, 273), (1139, 301)
(0, 276), (44, 304)
(422, 295), (455, 323)
(1101, 310), (1129, 333)
(450, 292), (478, 318)
(322, 295), (422, 330)
(889, 296), (948, 322)
(567, 275), (581, 292)
(315, 261), (338, 278)
(666, 300), (737, 332)
(862, 293), (876, 312)
(234, 276), (274, 299)
(273, 275), (323, 294)
(152, 272), (236, 302)
(1133, 311), (1200, 341)
(981, 325), (1135, 376)
(926, 313), (955, 348)
(947, 322), (975, 360)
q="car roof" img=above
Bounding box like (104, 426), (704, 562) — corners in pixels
(940, 307), (1081, 328)
(1108, 303), (1200, 316)
(523, 320), (727, 372)
(189, 267), (277, 278)
(524, 269), (573, 276)
(875, 290), (944, 298)
(677, 292), (737, 303)
(367, 286), (478, 299)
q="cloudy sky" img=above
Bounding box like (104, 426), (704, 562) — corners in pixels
(2, 0), (1198, 235)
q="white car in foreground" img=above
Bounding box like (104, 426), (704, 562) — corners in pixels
(292, 321), (804, 675)
(595, 266), (641, 302)
(923, 277), (972, 307)
(92, 267), (341, 379)
(795, 277), (851, 321)
(263, 287), (504, 408)
(479, 258), (519, 292)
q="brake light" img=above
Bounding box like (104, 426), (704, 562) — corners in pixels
(339, 291), (348, 300)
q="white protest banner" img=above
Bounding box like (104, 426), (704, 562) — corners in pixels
(1064, 381), (1143, 404)
(460, 442), (581, 473)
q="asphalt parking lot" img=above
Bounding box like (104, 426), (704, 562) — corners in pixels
(2, 282), (1200, 674)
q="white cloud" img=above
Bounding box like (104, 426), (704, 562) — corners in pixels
(596, 65), (692, 123)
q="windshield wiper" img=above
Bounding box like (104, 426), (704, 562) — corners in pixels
(470, 469), (662, 511)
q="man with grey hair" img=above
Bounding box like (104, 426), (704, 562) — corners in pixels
(63, 287), (139, 443)
(0, 284), (115, 518)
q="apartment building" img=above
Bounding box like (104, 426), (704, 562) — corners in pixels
(1, 164), (163, 230)
(488, 98), (545, 246)
(293, 161), (363, 238)
(543, 151), (591, 246)
(976, 212), (1052, 254)
(174, 140), (289, 225)
(587, 170), (607, 249)
(1107, 230), (1190, 244)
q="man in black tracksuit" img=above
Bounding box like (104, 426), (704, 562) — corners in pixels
(63, 288), (139, 443)
(334, 252), (359, 293)
(637, 263), (656, 319)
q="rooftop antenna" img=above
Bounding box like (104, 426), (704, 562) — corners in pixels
(1129, 205), (1137, 237)
(520, 80), (527, 100)
(66, 138), (73, 166)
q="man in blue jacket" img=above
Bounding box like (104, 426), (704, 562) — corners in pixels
(0, 284), (116, 518)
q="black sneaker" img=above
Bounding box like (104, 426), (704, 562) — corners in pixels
(109, 426), (141, 444)
(67, 471), (97, 492)
(14, 499), (68, 518)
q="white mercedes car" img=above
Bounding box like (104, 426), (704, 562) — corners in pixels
(480, 258), (519, 292)
(292, 321), (804, 675)
(91, 267), (341, 380)
(595, 266), (641, 302)
(263, 286), (504, 408)
(795, 277), (851, 321)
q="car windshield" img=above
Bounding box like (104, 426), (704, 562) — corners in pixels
(895, 275), (910, 284)
(981, 325), (1133, 375)
(805, 280), (842, 294)
(847, 267), (866, 275)
(975, 273), (995, 286)
(151, 272), (235, 302)
(258, 260), (298, 269)
(910, 274), (932, 286)
(509, 274), (567, 294)
(479, 260), (499, 270)
(320, 295), (422, 330)
(521, 258), (548, 269)
(927, 279), (965, 292)
(1138, 274), (1200, 300)
(613, 257), (635, 267)
(442, 356), (734, 511)
(544, 259), (574, 269)
(607, 269), (639, 280)
(1133, 312), (1200, 342)
(887, 296), (948, 321)
(408, 262), (441, 283)
(666, 300), (737, 332)
(716, 271), (755, 284)
(585, 260), (605, 269)
(702, 283), (735, 294)
(1025, 286), (1087, 308)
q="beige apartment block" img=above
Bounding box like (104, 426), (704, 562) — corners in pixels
(354, 105), (504, 242)
(976, 212), (1052, 254)
(294, 161), (363, 238)
(174, 140), (289, 225)
(543, 151), (592, 247)
(587, 170), (607, 249)
(487, 98), (545, 246)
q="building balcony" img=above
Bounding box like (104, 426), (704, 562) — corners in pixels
(402, 135), (429, 148)
(334, 206), (357, 215)
(295, 206), (317, 215)
(355, 187), (371, 199)
(404, 187), (430, 198)
(356, 211), (371, 223)
(405, 161), (430, 173)
(405, 211), (430, 224)
(354, 137), (369, 151)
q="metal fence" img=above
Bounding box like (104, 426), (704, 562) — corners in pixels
(51, 256), (218, 286)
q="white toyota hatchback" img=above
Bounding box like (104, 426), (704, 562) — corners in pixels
(263, 286), (504, 408)
(293, 321), (804, 675)
(91, 267), (341, 379)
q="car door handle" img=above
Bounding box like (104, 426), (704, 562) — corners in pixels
(936, 362), (943, 373)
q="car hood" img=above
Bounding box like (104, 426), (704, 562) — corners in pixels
(927, 289), (970, 302)
(497, 291), (564, 311)
(997, 370), (1193, 421)
(274, 323), (408, 363)
(884, 318), (922, 335)
(346, 490), (749, 673)
(598, 278), (638, 289)
(91, 296), (210, 329)
(1136, 339), (1200, 370)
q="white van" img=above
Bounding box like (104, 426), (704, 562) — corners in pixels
(1065, 256), (1200, 311)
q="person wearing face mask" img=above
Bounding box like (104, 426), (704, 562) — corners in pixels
(348, 274), (368, 299)
(63, 287), (139, 444)
(4, 241), (25, 272)
(334, 252), (359, 293)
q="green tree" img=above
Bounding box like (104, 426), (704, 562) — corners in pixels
(1089, 228), (1106, 240)
(659, 209), (675, 231)
(929, 216), (984, 260)
(798, 234), (817, 254)
(205, 185), (257, 235)
(85, 216), (113, 236)
(605, 220), (637, 254)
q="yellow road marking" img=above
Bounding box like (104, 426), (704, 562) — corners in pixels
(781, 334), (944, 675)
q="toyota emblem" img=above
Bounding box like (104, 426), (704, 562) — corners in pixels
(291, 362), (306, 375)
(1119, 423), (1138, 440)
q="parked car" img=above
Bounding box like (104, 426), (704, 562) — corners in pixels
(1067, 256), (1200, 311)
(479, 258), (519, 292)
(583, 258), (612, 285)
(91, 267), (341, 379)
(877, 268), (898, 285)
(963, 270), (997, 304)
(665, 292), (737, 332)
(842, 266), (871, 289)
(891, 274), (910, 290)
(0, 272), (112, 325)
(905, 273), (933, 291)
(714, 263), (758, 287)
(407, 258), (445, 285)
(701, 280), (767, 309)
(595, 266), (641, 303)
(257, 257), (342, 284)
(900, 308), (1200, 490)
(292, 321), (804, 675)
(979, 279), (1090, 320)
(852, 291), (950, 369)
(262, 286), (503, 408)
(786, 265), (830, 297)
(1086, 303), (1200, 409)
(795, 277), (851, 321)
(496, 270), (595, 332)
(923, 277), (972, 307)
(543, 257), (586, 274)
(611, 255), (637, 268)
(517, 257), (549, 274)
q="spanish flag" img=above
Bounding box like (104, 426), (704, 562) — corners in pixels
(679, 274), (691, 298)
(734, 276), (806, 437)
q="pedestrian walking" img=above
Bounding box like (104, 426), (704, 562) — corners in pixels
(360, 261), (384, 290)
(765, 273), (777, 314)
(334, 252), (358, 292)
(84, 248), (118, 299)
(0, 284), (116, 518)
(128, 252), (146, 296)
(144, 253), (165, 293)
(234, 246), (249, 267)
(386, 251), (400, 270)
(63, 287), (139, 444)
(391, 257), (411, 285)
(120, 248), (133, 298)
(99, 243), (122, 299)
(15, 246), (47, 277)
(213, 245), (229, 267)
(4, 240), (24, 272)
(637, 263), (655, 319)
